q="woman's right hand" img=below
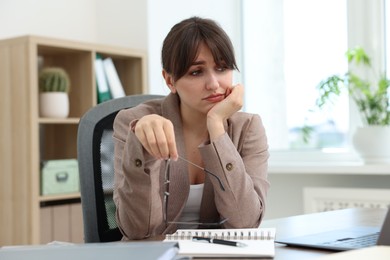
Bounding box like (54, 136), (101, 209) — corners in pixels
(133, 114), (178, 161)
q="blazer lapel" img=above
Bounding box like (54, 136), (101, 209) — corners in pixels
(161, 94), (189, 222)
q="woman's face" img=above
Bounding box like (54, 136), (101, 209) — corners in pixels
(167, 43), (233, 117)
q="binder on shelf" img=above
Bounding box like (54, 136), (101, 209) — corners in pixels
(164, 227), (276, 258)
(103, 57), (126, 99)
(95, 54), (112, 103)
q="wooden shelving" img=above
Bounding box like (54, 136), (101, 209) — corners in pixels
(0, 35), (147, 245)
(39, 192), (81, 203)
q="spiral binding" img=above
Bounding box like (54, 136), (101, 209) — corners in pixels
(166, 229), (274, 241)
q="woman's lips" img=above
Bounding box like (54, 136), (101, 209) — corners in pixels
(202, 94), (225, 103)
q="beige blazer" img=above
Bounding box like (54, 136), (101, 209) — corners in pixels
(113, 93), (270, 240)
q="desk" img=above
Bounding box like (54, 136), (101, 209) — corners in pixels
(261, 208), (387, 260)
(1, 208), (386, 260)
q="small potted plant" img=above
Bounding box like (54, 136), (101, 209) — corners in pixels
(314, 47), (390, 163)
(39, 67), (71, 118)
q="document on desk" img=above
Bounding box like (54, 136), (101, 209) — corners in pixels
(164, 227), (276, 258)
(0, 241), (179, 260)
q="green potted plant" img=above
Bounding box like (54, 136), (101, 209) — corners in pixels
(314, 46), (390, 163)
(39, 67), (71, 118)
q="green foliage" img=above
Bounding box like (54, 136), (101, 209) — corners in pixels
(301, 124), (314, 144)
(39, 67), (70, 93)
(316, 47), (390, 125)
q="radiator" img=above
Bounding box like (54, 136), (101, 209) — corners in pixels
(303, 187), (390, 213)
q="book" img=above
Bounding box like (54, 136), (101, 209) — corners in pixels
(164, 228), (276, 258)
(95, 54), (112, 103)
(103, 57), (126, 99)
(0, 241), (180, 260)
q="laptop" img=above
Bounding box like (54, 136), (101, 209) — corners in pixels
(275, 208), (390, 251)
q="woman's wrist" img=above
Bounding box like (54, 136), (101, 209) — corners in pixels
(207, 117), (225, 141)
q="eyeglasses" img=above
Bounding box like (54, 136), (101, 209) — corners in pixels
(163, 156), (227, 228)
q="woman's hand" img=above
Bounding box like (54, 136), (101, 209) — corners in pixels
(207, 84), (244, 140)
(133, 114), (178, 161)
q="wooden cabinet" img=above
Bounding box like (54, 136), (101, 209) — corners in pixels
(40, 202), (84, 244)
(0, 35), (147, 245)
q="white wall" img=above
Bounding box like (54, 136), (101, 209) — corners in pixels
(0, 0), (148, 50)
(0, 0), (240, 94)
(95, 0), (147, 49)
(0, 0), (97, 42)
(265, 173), (390, 219)
(146, 0), (242, 95)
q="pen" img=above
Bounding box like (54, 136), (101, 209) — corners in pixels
(192, 236), (247, 247)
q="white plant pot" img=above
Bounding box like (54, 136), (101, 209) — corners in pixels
(352, 126), (390, 164)
(39, 92), (69, 118)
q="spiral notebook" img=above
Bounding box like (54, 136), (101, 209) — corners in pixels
(164, 228), (276, 258)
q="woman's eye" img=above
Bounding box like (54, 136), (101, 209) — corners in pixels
(190, 70), (202, 76)
(216, 66), (227, 72)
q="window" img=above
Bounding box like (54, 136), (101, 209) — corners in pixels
(242, 0), (348, 152)
(386, 1), (390, 78)
(242, 0), (386, 162)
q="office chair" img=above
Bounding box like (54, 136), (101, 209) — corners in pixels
(77, 94), (164, 243)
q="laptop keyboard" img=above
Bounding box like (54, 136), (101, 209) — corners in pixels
(322, 232), (380, 249)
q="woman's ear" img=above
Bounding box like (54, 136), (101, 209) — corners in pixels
(162, 70), (176, 93)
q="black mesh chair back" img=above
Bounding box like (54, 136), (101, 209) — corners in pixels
(77, 94), (164, 242)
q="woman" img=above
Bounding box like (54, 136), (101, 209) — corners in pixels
(113, 16), (269, 240)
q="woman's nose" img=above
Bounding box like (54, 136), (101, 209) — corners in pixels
(205, 72), (219, 90)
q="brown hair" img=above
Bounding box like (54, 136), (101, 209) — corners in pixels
(162, 16), (239, 81)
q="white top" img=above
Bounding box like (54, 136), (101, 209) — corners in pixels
(177, 183), (204, 229)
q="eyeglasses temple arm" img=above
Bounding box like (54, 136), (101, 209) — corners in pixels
(204, 169), (226, 191)
(178, 156), (225, 191)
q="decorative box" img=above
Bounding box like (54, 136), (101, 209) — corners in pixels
(40, 159), (79, 195)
